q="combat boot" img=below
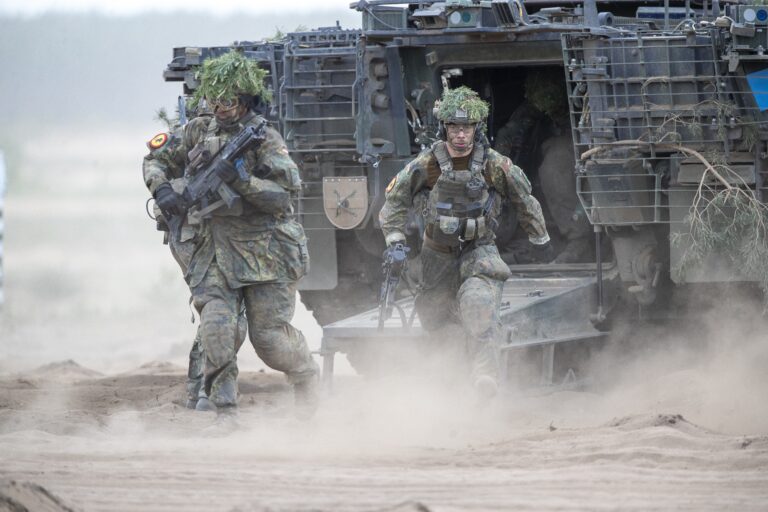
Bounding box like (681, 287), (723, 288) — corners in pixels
(195, 396), (217, 412)
(200, 404), (240, 434)
(473, 374), (499, 401)
(203, 375), (237, 413)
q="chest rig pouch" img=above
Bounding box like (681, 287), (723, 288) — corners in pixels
(426, 141), (489, 248)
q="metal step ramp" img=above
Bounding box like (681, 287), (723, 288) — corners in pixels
(320, 263), (614, 388)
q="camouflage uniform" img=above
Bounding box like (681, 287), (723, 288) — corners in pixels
(143, 125), (247, 407)
(147, 110), (316, 410)
(379, 142), (549, 381)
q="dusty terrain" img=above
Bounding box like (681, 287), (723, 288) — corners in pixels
(0, 127), (767, 511)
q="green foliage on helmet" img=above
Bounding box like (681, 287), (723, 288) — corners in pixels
(435, 86), (489, 123)
(191, 51), (272, 107)
(525, 68), (569, 121)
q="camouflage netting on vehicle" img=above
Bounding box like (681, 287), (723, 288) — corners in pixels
(434, 86), (489, 123)
(192, 51), (272, 107)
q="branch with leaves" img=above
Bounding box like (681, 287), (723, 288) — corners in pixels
(581, 140), (768, 299)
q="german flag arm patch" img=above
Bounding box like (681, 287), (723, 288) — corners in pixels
(147, 132), (169, 150)
(385, 175), (398, 194)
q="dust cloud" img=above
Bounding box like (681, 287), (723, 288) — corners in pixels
(1, 11), (767, 509)
(585, 306), (768, 436)
(1, 125), (767, 510)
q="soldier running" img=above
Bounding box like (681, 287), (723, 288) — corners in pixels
(144, 51), (318, 419)
(379, 86), (552, 399)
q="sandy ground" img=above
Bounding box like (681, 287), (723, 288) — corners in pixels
(0, 127), (767, 511)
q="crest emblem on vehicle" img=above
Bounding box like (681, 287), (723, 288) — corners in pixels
(322, 176), (368, 229)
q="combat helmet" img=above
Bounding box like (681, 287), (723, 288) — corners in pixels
(525, 68), (569, 121)
(191, 50), (272, 108)
(434, 86), (489, 124)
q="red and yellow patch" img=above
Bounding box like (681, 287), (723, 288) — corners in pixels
(147, 132), (169, 150)
(385, 175), (398, 194)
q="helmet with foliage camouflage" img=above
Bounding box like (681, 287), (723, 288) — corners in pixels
(191, 51), (272, 107)
(525, 68), (569, 121)
(434, 86), (489, 124)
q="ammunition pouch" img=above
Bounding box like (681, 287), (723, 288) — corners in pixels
(429, 214), (489, 248)
(429, 200), (487, 247)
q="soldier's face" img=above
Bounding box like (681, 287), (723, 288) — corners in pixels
(210, 97), (246, 124)
(445, 123), (475, 154)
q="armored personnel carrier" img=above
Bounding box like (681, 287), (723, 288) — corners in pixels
(164, 0), (768, 382)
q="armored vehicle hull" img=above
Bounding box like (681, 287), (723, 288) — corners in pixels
(164, 0), (768, 378)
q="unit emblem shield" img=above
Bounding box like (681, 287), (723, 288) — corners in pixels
(322, 176), (368, 229)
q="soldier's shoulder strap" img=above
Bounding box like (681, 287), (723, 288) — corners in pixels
(181, 115), (214, 147)
(205, 116), (218, 138)
(470, 140), (487, 174)
(431, 140), (453, 175)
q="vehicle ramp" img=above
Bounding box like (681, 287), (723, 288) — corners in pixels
(320, 263), (613, 388)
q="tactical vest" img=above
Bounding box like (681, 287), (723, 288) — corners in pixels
(425, 141), (490, 248)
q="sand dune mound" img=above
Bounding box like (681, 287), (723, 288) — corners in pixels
(24, 360), (102, 382)
(606, 413), (712, 435)
(228, 500), (432, 512)
(0, 409), (106, 437)
(123, 361), (185, 376)
(0, 479), (79, 512)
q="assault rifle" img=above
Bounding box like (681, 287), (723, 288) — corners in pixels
(377, 242), (410, 330)
(165, 121), (267, 237)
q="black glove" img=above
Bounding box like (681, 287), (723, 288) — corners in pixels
(531, 240), (555, 263)
(214, 159), (240, 184)
(154, 182), (186, 218)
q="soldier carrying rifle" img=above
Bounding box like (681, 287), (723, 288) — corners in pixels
(379, 86), (552, 401)
(143, 51), (318, 420)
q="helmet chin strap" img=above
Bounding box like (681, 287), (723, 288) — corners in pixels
(473, 121), (486, 143)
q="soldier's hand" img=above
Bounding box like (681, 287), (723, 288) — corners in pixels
(384, 231), (406, 248)
(531, 240), (556, 263)
(383, 242), (410, 263)
(214, 160), (240, 184)
(154, 182), (187, 218)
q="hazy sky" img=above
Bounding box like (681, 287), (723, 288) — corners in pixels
(1, 0), (355, 16)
